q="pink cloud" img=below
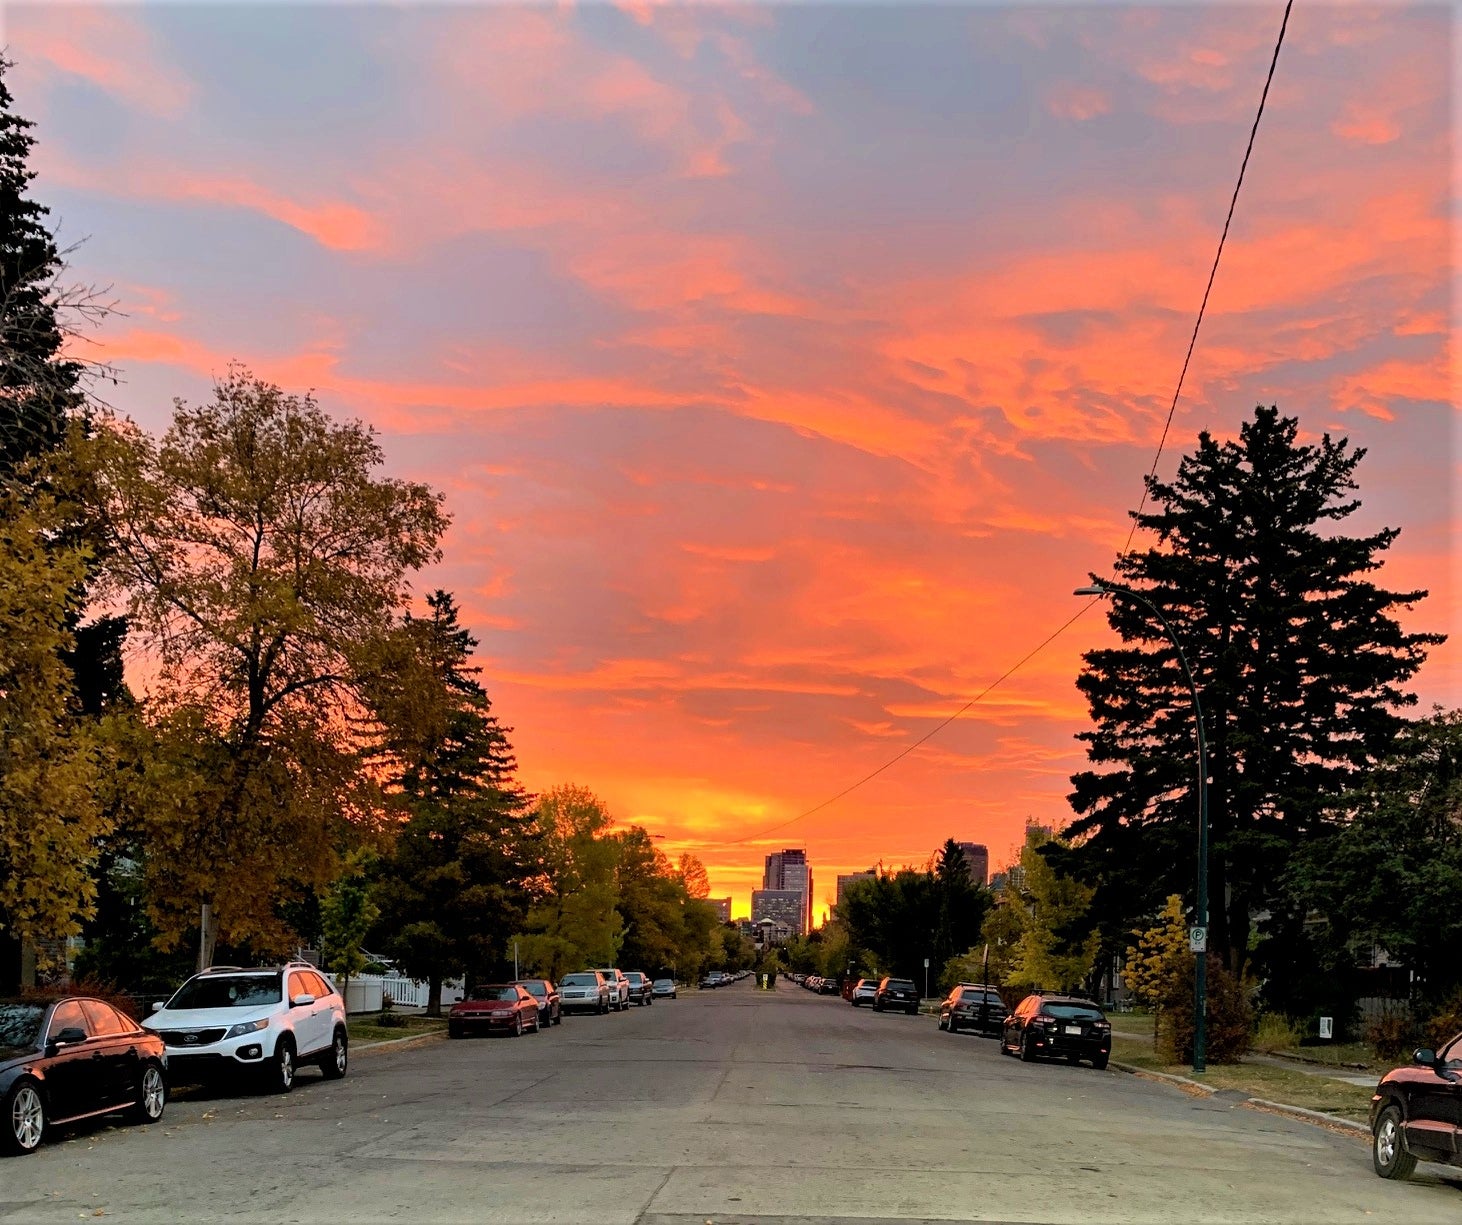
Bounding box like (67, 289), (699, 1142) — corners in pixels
(9, 6), (194, 117)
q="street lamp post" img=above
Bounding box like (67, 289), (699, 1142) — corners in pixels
(1075, 579), (1210, 1075)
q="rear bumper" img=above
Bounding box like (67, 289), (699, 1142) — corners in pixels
(1026, 1030), (1110, 1058)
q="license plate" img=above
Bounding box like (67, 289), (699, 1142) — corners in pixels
(1065, 1025), (1083, 1035)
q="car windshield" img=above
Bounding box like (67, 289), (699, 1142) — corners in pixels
(471, 986), (519, 1001)
(653, 979), (672, 987)
(626, 974), (644, 983)
(518, 982), (546, 997)
(167, 974), (281, 1010)
(1043, 1002), (1104, 1021)
(885, 980), (915, 991)
(561, 974), (598, 986)
(0, 1002), (45, 1052)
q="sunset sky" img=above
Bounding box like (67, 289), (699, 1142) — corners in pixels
(8, 2), (1456, 921)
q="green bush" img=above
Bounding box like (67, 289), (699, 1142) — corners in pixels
(375, 1010), (409, 1028)
(1252, 1012), (1305, 1054)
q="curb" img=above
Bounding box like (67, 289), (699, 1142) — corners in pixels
(352, 1029), (447, 1055)
(1244, 1097), (1369, 1136)
(1110, 1060), (1218, 1096)
(1112, 1061), (1372, 1138)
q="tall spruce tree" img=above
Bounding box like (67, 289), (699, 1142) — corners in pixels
(0, 58), (83, 470)
(365, 591), (535, 1013)
(1068, 407), (1442, 980)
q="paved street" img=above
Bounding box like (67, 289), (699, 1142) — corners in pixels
(3, 980), (1458, 1223)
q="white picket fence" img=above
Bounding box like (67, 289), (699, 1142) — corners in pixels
(344, 974), (464, 1014)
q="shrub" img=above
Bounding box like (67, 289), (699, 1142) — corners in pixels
(1252, 1012), (1305, 1054)
(1366, 1008), (1415, 1060)
(1158, 955), (1252, 1064)
(376, 1011), (408, 1028)
(1423, 990), (1462, 1050)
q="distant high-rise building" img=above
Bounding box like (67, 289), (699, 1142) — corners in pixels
(751, 888), (806, 936)
(763, 848), (813, 932)
(835, 870), (876, 910)
(708, 897), (732, 924)
(952, 842), (989, 888)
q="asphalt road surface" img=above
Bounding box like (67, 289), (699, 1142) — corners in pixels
(4, 979), (1459, 1223)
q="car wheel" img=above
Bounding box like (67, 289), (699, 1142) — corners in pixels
(126, 1061), (168, 1125)
(947, 1017), (957, 1034)
(320, 1027), (348, 1079)
(1020, 1032), (1037, 1063)
(1092, 1055), (1110, 1071)
(513, 1013), (524, 1037)
(269, 1037), (297, 1093)
(3, 1079), (46, 1154)
(1372, 1105), (1418, 1180)
(531, 1011), (541, 1033)
(908, 1006), (918, 1016)
(448, 1021), (464, 1038)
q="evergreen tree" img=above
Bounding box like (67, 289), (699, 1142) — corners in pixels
(366, 591), (535, 1013)
(0, 58), (83, 471)
(1068, 406), (1443, 980)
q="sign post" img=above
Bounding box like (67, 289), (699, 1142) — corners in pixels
(923, 957), (930, 1000)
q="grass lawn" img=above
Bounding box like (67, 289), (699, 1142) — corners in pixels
(348, 1013), (448, 1047)
(1110, 1037), (1377, 1122)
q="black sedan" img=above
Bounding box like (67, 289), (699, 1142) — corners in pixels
(514, 979), (561, 1026)
(874, 977), (919, 1013)
(2, 995), (169, 1155)
(940, 984), (1005, 1036)
(1370, 1029), (1462, 1180)
(1001, 993), (1111, 1069)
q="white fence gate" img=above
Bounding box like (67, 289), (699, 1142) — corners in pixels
(345, 974), (464, 1014)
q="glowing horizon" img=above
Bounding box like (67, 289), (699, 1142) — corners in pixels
(11, 3), (1455, 921)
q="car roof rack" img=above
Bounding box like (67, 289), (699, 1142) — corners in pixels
(198, 965), (246, 974)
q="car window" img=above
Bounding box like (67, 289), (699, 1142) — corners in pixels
(287, 972), (314, 1003)
(520, 981), (546, 997)
(561, 974), (599, 986)
(46, 999), (90, 1041)
(308, 972), (335, 999)
(168, 973), (281, 1010)
(80, 999), (131, 1036)
(472, 986), (521, 1001)
(1441, 1032), (1462, 1067)
(1043, 1002), (1105, 1021)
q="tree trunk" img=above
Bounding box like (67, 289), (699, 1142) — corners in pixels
(427, 974), (442, 1017)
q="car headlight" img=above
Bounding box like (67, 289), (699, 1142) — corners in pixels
(223, 1019), (269, 1040)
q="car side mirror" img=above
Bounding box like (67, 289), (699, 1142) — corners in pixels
(291, 993), (316, 1007)
(49, 1026), (89, 1050)
(151, 1001), (165, 1012)
(1412, 1047), (1437, 1066)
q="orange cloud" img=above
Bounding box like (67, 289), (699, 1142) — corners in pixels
(1047, 84), (1111, 121)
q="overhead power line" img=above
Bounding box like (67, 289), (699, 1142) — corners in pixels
(704, 0), (1295, 850)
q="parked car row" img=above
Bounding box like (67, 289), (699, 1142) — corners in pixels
(462, 967), (675, 1029)
(796, 974), (842, 995)
(3, 961), (349, 1156)
(697, 970), (750, 988)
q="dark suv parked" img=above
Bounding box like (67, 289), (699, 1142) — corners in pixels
(940, 984), (1004, 1036)
(1370, 1029), (1462, 1180)
(1001, 993), (1110, 1068)
(623, 972), (654, 1006)
(874, 978), (919, 1014)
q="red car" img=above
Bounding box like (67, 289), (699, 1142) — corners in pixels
(448, 984), (541, 1038)
(1370, 1029), (1462, 1180)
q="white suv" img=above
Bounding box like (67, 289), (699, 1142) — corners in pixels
(591, 967), (631, 1011)
(143, 963), (348, 1092)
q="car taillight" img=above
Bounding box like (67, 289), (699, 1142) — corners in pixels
(1035, 1013), (1055, 1026)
